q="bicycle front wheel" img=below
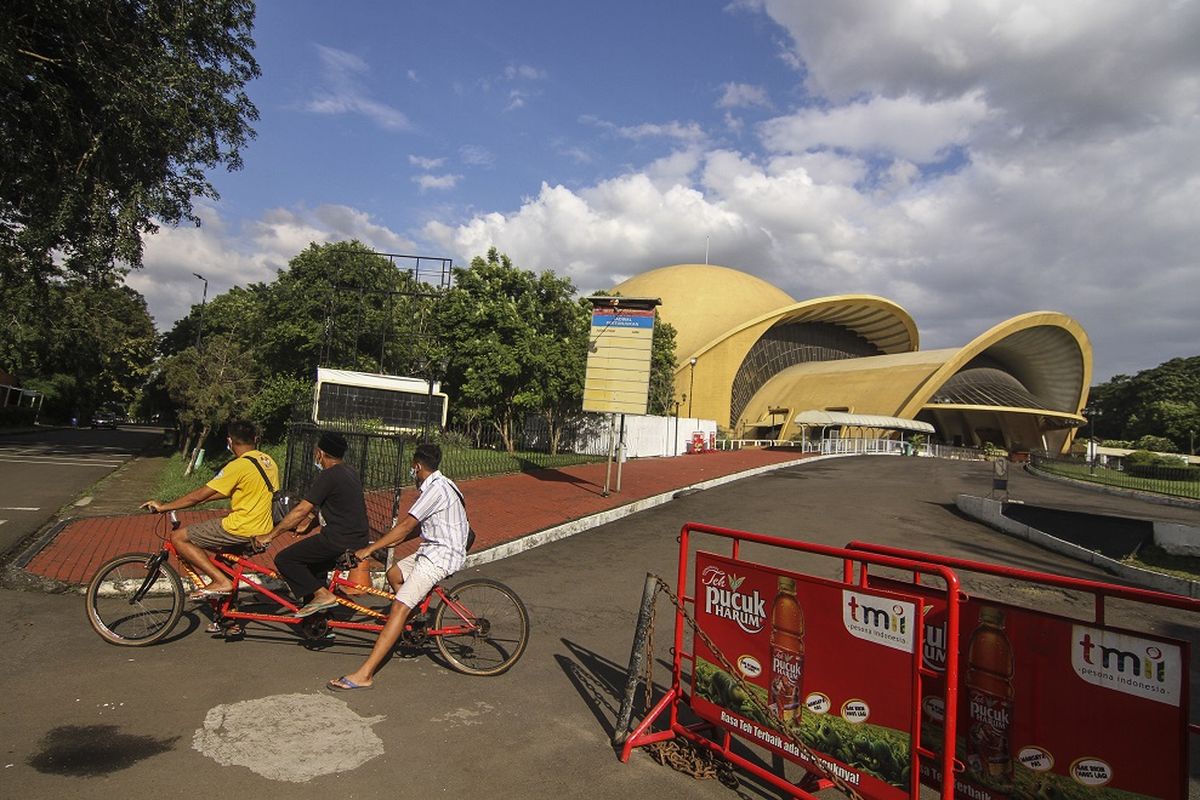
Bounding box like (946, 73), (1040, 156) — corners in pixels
(434, 578), (530, 676)
(86, 553), (184, 646)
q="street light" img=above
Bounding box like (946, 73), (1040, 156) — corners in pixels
(688, 357), (697, 418)
(192, 273), (209, 351)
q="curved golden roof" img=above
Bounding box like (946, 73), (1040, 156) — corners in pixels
(612, 264), (795, 359)
(898, 311), (1091, 419)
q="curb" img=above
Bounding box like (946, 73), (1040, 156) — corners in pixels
(463, 453), (843, 569)
(955, 494), (1200, 598)
(18, 453), (828, 594)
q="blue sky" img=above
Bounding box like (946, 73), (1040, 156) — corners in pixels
(130, 0), (1200, 381)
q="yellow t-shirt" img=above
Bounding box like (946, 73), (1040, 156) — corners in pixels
(206, 450), (280, 537)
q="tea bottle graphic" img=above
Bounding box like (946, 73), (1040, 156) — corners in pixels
(768, 576), (805, 728)
(965, 606), (1014, 789)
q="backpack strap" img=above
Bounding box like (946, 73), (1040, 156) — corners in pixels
(241, 454), (276, 493)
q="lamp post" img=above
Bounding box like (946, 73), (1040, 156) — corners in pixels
(688, 357), (697, 418)
(192, 273), (208, 351)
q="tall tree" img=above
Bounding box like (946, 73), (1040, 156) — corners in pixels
(162, 333), (257, 473)
(0, 274), (156, 421)
(1089, 356), (1200, 453)
(1, 0), (260, 282)
(437, 248), (585, 453)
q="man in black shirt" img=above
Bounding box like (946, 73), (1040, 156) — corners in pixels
(256, 431), (370, 617)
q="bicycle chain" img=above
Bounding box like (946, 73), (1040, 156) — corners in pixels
(639, 575), (864, 800)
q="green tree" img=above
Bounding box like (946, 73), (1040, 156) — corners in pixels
(163, 334), (257, 473)
(647, 314), (678, 416)
(0, 275), (155, 421)
(437, 248), (584, 453)
(1089, 356), (1200, 453)
(1, 0), (260, 282)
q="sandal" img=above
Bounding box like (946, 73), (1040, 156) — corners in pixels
(189, 587), (232, 602)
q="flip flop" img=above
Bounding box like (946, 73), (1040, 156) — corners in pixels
(189, 588), (232, 602)
(294, 598), (339, 618)
(327, 676), (371, 692)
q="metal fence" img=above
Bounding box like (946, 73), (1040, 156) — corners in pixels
(922, 443), (987, 461)
(283, 422), (408, 537)
(1030, 451), (1200, 501)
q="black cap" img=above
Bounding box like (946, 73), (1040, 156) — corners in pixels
(317, 431), (348, 459)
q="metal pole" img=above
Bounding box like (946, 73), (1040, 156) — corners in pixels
(688, 358), (696, 417)
(615, 413), (626, 493)
(192, 273), (208, 351)
(612, 574), (660, 746)
(602, 414), (616, 497)
(673, 401), (679, 456)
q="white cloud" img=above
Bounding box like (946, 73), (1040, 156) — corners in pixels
(583, 115), (708, 144)
(133, 204), (416, 329)
(409, 155), (445, 169)
(459, 145), (495, 167)
(305, 44), (412, 131)
(413, 174), (462, 191)
(505, 90), (528, 112)
(503, 64), (547, 81)
(717, 82), (772, 110)
(760, 91), (990, 163)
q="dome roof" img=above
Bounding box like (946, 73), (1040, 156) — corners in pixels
(611, 264), (795, 359)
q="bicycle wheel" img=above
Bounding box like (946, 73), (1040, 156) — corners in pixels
(434, 578), (530, 676)
(86, 553), (185, 646)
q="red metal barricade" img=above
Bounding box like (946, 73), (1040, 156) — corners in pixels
(845, 540), (1199, 800)
(621, 522), (964, 800)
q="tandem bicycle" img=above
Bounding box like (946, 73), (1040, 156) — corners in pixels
(84, 513), (529, 676)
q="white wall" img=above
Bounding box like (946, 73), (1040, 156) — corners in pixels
(577, 414), (718, 458)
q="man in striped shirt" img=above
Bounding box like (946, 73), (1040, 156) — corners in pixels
(328, 442), (469, 691)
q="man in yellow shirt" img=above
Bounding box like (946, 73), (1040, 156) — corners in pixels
(142, 420), (279, 599)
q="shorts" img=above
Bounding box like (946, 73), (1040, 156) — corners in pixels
(393, 553), (451, 609)
(186, 517), (255, 551)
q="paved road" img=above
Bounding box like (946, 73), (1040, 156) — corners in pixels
(1, 456), (1196, 799)
(0, 427), (163, 557)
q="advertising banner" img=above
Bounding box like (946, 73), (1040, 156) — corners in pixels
(690, 551), (924, 800)
(873, 578), (1189, 800)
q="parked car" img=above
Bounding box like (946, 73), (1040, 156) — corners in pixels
(91, 410), (119, 429)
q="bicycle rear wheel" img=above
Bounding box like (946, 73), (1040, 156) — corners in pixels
(86, 552), (185, 646)
(434, 578), (530, 676)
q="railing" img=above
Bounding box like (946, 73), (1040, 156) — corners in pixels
(711, 438), (784, 451)
(921, 443), (987, 461)
(818, 437), (905, 455)
(1030, 451), (1200, 501)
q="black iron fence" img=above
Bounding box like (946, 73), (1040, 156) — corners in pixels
(1029, 451), (1200, 501)
(283, 422), (408, 537)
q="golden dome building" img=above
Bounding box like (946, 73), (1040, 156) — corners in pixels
(611, 264), (1091, 454)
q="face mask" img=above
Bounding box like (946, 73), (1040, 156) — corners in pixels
(313, 457), (324, 471)
(409, 466), (418, 482)
(226, 439), (233, 454)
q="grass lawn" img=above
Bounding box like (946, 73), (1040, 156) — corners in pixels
(154, 443), (288, 508)
(1123, 544), (1200, 582)
(1035, 461), (1200, 501)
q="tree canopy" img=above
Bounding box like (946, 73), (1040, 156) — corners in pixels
(1, 0), (260, 282)
(1088, 356), (1200, 453)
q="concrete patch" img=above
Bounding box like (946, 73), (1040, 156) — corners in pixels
(193, 693), (384, 782)
(430, 700), (494, 728)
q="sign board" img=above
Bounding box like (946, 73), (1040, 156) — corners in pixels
(583, 301), (657, 415)
(874, 578), (1189, 800)
(691, 551), (923, 800)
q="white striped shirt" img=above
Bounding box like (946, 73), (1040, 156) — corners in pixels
(407, 470), (469, 573)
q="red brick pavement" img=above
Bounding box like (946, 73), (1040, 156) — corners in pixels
(24, 448), (806, 585)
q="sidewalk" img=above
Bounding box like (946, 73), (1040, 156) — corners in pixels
(17, 448), (811, 587)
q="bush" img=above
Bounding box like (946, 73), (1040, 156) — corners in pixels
(1134, 435), (1177, 453)
(0, 406), (38, 427)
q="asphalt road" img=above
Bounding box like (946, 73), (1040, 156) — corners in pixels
(0, 426), (163, 557)
(1, 456), (1197, 799)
